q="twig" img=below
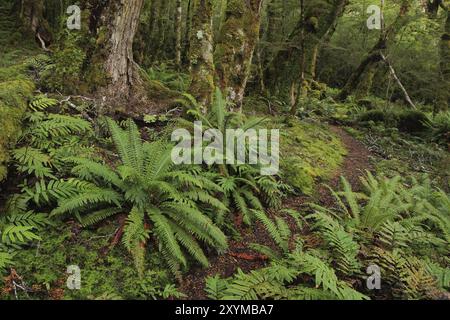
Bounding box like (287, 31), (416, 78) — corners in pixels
(380, 53), (417, 109)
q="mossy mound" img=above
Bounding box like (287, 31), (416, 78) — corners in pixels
(0, 79), (34, 180)
(0, 5), (38, 181)
(274, 117), (347, 194)
(3, 223), (174, 300)
(358, 109), (429, 134)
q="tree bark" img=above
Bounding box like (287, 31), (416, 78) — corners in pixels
(18, 0), (52, 48)
(214, 0), (264, 110)
(183, 0), (193, 65)
(175, 0), (183, 68)
(266, 0), (348, 99)
(188, 0), (215, 112)
(104, 0), (144, 100)
(82, 0), (147, 110)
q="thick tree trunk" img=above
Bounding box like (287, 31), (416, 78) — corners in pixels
(103, 0), (145, 101)
(188, 0), (215, 112)
(338, 0), (410, 101)
(82, 0), (147, 110)
(18, 0), (52, 48)
(214, 0), (264, 110)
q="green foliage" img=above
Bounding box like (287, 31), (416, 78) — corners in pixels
(177, 89), (289, 227)
(1, 223), (180, 300)
(277, 118), (346, 194)
(0, 194), (52, 273)
(40, 33), (86, 93)
(307, 210), (361, 276)
(358, 109), (430, 134)
(205, 250), (368, 300)
(426, 111), (450, 146)
(28, 95), (58, 112)
(146, 63), (190, 92)
(307, 172), (450, 298)
(0, 79), (34, 181)
(51, 118), (228, 275)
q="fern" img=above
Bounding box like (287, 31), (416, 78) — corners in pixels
(0, 251), (14, 272)
(205, 275), (228, 300)
(209, 250), (368, 300)
(307, 210), (361, 276)
(50, 118), (228, 274)
(29, 95), (58, 112)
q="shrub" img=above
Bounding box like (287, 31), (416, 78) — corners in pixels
(50, 118), (228, 276)
(358, 109), (429, 134)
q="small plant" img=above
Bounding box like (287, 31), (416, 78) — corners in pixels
(176, 89), (290, 227)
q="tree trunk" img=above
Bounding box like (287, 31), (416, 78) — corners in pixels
(188, 0), (215, 112)
(338, 0), (410, 101)
(183, 0), (192, 65)
(175, 0), (182, 68)
(18, 0), (52, 48)
(438, 4), (450, 111)
(155, 0), (169, 61)
(214, 0), (264, 110)
(83, 0), (147, 110)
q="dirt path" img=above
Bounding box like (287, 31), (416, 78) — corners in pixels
(179, 125), (373, 299)
(316, 126), (373, 207)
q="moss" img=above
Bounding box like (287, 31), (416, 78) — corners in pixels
(1, 223), (175, 300)
(0, 79), (34, 180)
(359, 109), (429, 134)
(375, 159), (411, 179)
(0, 64), (28, 82)
(270, 117), (347, 194)
(214, 0), (261, 104)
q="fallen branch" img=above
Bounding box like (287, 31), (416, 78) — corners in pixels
(36, 32), (51, 53)
(229, 252), (269, 262)
(380, 53), (417, 109)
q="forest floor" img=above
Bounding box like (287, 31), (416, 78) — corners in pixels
(179, 125), (373, 299)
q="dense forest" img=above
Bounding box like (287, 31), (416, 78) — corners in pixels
(0, 0), (449, 301)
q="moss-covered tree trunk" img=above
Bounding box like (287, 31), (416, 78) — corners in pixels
(267, 0), (348, 101)
(183, 0), (193, 65)
(188, 0), (215, 112)
(17, 0), (52, 48)
(175, 0), (183, 68)
(438, 2), (450, 111)
(338, 0), (410, 101)
(214, 0), (264, 110)
(83, 0), (147, 110)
